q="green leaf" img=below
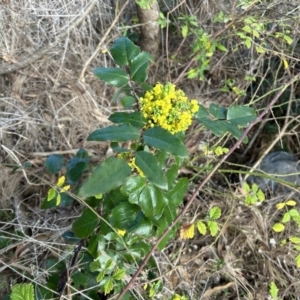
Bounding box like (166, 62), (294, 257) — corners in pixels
(121, 96), (136, 109)
(272, 223), (285, 232)
(88, 124), (140, 142)
(289, 209), (300, 218)
(289, 236), (300, 244)
(10, 283), (34, 300)
(196, 118), (225, 136)
(110, 202), (140, 230)
(72, 208), (99, 238)
(109, 112), (146, 128)
(216, 43), (227, 51)
(66, 157), (89, 184)
(194, 104), (209, 118)
(93, 67), (129, 87)
(282, 212), (290, 223)
(121, 175), (146, 204)
(209, 206), (221, 220)
(130, 52), (151, 83)
(227, 106), (256, 127)
(110, 37), (141, 66)
(197, 221), (207, 235)
(104, 277), (114, 295)
(135, 151), (168, 190)
(221, 121), (248, 143)
(41, 192), (73, 209)
(257, 189), (265, 201)
(269, 282), (279, 299)
(139, 184), (168, 221)
(79, 157), (131, 198)
(47, 188), (56, 201)
(45, 154), (64, 174)
(76, 148), (89, 159)
(157, 205), (179, 250)
(209, 103), (227, 119)
(166, 178), (188, 206)
(143, 127), (188, 157)
(112, 268), (126, 280)
(166, 164), (179, 190)
(296, 253), (300, 268)
(208, 220), (219, 237)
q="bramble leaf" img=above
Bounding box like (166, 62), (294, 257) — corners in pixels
(197, 221), (207, 235)
(10, 283), (34, 300)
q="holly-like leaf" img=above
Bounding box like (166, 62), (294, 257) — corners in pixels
(135, 151), (168, 190)
(110, 37), (141, 66)
(88, 124), (140, 142)
(166, 164), (179, 190)
(121, 175), (146, 204)
(209, 103), (227, 119)
(130, 52), (151, 83)
(227, 105), (256, 127)
(166, 178), (188, 206)
(109, 112), (146, 128)
(121, 96), (136, 109)
(196, 117), (225, 136)
(110, 202), (140, 229)
(143, 127), (188, 157)
(139, 184), (167, 221)
(93, 67), (129, 87)
(79, 157), (131, 198)
(66, 157), (89, 184)
(72, 208), (99, 238)
(45, 154), (64, 174)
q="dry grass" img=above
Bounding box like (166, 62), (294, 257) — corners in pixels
(1, 0), (300, 299)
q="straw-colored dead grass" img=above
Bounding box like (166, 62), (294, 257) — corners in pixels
(1, 0), (300, 299)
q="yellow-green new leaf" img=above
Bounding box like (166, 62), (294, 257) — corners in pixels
(269, 282), (279, 299)
(197, 221), (207, 235)
(272, 223), (285, 232)
(289, 236), (300, 244)
(286, 200), (297, 206)
(112, 268), (126, 280)
(208, 220), (219, 237)
(209, 206), (221, 220)
(296, 253), (300, 268)
(47, 188), (56, 201)
(104, 278), (114, 295)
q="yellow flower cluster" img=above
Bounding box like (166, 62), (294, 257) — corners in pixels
(139, 83), (199, 134)
(118, 153), (144, 177)
(128, 157), (144, 177)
